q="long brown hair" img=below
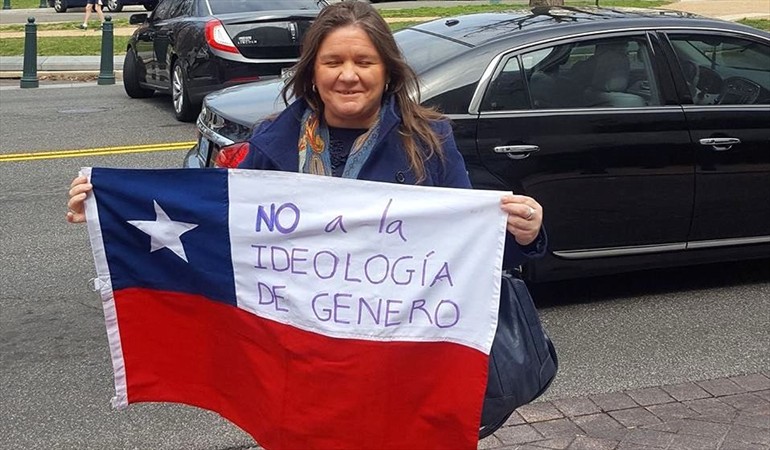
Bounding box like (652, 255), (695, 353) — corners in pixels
(281, 0), (446, 182)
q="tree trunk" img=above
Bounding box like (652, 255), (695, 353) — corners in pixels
(529, 0), (565, 6)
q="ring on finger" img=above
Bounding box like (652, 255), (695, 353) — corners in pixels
(525, 206), (535, 220)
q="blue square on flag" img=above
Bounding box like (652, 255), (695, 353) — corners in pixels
(91, 168), (235, 305)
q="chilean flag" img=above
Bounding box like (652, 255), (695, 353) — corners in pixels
(83, 167), (507, 450)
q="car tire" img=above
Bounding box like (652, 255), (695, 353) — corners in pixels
(171, 60), (198, 122)
(54, 0), (67, 12)
(107, 0), (122, 12)
(144, 1), (157, 11)
(123, 48), (154, 99)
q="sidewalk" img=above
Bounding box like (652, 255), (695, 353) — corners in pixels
(660, 0), (770, 21)
(480, 372), (770, 449)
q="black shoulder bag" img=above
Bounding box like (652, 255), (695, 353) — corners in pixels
(479, 271), (559, 439)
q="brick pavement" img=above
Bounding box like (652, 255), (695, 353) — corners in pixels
(479, 372), (770, 449)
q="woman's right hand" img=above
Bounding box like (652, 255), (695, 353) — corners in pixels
(66, 175), (92, 224)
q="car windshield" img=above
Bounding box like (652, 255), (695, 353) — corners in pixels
(395, 29), (470, 75)
(209, 0), (323, 14)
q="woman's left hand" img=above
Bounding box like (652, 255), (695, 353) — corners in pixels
(500, 194), (543, 246)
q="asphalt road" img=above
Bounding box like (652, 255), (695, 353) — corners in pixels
(1, 84), (769, 448)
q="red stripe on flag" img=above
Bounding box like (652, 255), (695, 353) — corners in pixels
(114, 288), (488, 450)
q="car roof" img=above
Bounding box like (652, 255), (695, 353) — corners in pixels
(411, 7), (768, 48)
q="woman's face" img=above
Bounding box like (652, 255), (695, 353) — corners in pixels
(313, 25), (387, 129)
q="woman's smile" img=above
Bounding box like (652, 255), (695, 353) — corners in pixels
(313, 25), (387, 129)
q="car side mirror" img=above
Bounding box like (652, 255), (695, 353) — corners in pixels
(129, 13), (148, 25)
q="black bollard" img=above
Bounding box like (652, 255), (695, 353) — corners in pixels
(2, 0), (11, 10)
(98, 16), (115, 85)
(20, 17), (39, 89)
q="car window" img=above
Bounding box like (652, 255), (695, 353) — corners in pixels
(152, 0), (176, 20)
(480, 56), (529, 111)
(481, 36), (662, 111)
(395, 29), (471, 76)
(171, 0), (193, 16)
(208, 0), (322, 14)
(668, 34), (770, 105)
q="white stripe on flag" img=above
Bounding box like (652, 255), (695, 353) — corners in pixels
(228, 169), (507, 354)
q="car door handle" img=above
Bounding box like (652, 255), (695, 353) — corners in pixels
(699, 137), (741, 152)
(493, 145), (540, 160)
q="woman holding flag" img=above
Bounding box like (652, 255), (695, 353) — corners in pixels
(68, 1), (545, 266)
(66, 2), (551, 445)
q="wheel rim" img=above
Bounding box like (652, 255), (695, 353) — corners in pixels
(172, 65), (184, 114)
(55, 0), (61, 7)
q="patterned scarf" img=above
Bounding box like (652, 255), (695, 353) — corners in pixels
(297, 107), (384, 179)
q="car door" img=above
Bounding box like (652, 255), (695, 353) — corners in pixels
(474, 33), (695, 265)
(150, 0), (184, 86)
(134, 0), (177, 85)
(133, 14), (159, 82)
(662, 31), (770, 247)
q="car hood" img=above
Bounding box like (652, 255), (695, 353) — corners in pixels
(204, 78), (288, 127)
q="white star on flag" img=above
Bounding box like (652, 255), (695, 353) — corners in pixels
(128, 200), (199, 262)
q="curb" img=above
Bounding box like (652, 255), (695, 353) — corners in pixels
(0, 54), (124, 78)
(0, 70), (123, 80)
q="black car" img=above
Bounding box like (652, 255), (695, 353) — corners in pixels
(184, 7), (770, 281)
(48, 0), (157, 13)
(123, 0), (326, 121)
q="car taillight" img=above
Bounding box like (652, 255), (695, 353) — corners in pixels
(228, 76), (261, 84)
(214, 142), (249, 168)
(205, 20), (239, 54)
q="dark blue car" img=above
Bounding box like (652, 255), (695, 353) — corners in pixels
(48, 0), (157, 13)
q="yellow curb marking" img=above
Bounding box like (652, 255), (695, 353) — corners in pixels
(0, 142), (196, 162)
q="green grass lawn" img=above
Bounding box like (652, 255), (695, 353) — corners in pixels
(0, 18), (131, 32)
(378, 0), (669, 17)
(738, 18), (770, 31)
(6, 0), (47, 8)
(0, 35), (130, 56)
(0, 0), (767, 56)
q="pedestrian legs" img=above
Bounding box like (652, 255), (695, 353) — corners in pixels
(95, 1), (105, 24)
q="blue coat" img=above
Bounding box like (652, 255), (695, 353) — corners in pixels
(239, 96), (470, 187)
(239, 96), (547, 268)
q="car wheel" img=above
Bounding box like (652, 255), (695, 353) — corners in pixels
(144, 1), (157, 11)
(123, 48), (154, 99)
(107, 0), (122, 12)
(54, 0), (67, 12)
(172, 60), (197, 122)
